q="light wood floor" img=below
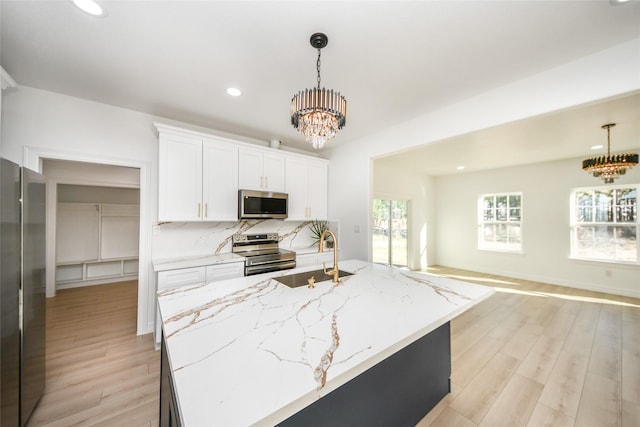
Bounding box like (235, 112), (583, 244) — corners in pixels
(26, 271), (639, 427)
(417, 266), (640, 427)
(27, 280), (159, 427)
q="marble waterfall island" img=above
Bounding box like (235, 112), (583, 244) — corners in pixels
(157, 260), (494, 426)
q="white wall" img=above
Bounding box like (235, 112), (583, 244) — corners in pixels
(435, 156), (639, 298)
(327, 38), (640, 244)
(328, 38), (640, 296)
(373, 162), (435, 269)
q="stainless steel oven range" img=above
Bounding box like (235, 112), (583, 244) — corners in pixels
(232, 233), (296, 276)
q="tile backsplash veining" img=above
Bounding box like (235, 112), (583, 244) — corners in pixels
(152, 220), (339, 260)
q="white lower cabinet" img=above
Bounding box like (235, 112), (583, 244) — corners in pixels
(296, 251), (335, 268)
(206, 263), (244, 281)
(155, 262), (243, 346)
(296, 253), (319, 268)
(318, 252), (334, 266)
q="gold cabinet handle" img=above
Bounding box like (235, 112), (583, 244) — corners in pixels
(205, 203), (208, 218)
(197, 203), (201, 218)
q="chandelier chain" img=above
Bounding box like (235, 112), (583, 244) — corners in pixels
(316, 48), (322, 89)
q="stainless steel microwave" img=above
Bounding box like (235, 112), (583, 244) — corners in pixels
(238, 190), (288, 219)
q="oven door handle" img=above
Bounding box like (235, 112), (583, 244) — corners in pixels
(245, 260), (296, 275)
(246, 257), (296, 267)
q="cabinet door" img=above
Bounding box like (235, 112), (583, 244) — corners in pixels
(295, 253), (318, 268)
(56, 203), (100, 263)
(157, 267), (206, 291)
(205, 263), (244, 281)
(156, 266), (206, 346)
(306, 160), (328, 220)
(159, 134), (203, 221)
(202, 139), (238, 221)
(284, 157), (308, 220)
(238, 148), (264, 191)
(318, 251), (335, 265)
(263, 152), (285, 192)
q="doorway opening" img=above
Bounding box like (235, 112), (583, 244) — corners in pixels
(42, 159), (141, 295)
(372, 199), (408, 267)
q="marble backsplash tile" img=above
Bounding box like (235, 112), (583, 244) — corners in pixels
(152, 219), (339, 260)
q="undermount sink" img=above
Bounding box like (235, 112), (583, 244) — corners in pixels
(274, 269), (353, 288)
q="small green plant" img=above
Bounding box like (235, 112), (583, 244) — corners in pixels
(309, 220), (333, 248)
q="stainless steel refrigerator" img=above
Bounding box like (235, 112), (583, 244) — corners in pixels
(1, 157), (46, 426)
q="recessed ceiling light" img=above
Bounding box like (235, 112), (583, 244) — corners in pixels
(456, 166), (465, 170)
(609, 0), (630, 5)
(591, 145), (604, 150)
(72, 0), (105, 16)
(226, 87), (242, 97)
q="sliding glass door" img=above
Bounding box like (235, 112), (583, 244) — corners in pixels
(372, 199), (408, 267)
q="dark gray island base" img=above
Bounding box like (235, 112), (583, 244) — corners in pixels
(277, 322), (451, 427)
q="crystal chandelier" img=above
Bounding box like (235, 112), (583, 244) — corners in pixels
(582, 123), (638, 184)
(291, 33), (347, 150)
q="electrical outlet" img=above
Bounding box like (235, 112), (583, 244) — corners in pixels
(354, 225), (360, 233)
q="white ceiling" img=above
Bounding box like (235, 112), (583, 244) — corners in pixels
(2, 0), (640, 166)
(376, 92), (640, 176)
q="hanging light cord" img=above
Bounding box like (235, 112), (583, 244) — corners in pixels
(316, 48), (322, 89)
(605, 124), (612, 156)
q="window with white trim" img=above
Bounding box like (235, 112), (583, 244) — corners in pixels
(571, 185), (638, 263)
(478, 193), (522, 252)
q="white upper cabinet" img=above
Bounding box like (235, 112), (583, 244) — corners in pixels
(202, 138), (239, 221)
(238, 147), (285, 192)
(158, 133), (203, 221)
(285, 156), (328, 220)
(156, 123), (329, 223)
(158, 129), (238, 221)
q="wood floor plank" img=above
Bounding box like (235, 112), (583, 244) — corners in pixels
(499, 321), (544, 361)
(451, 335), (502, 387)
(622, 399), (640, 427)
(575, 372), (622, 427)
(622, 310), (640, 405)
(537, 329), (593, 418)
(517, 334), (565, 385)
(526, 402), (575, 427)
(422, 406), (476, 427)
(448, 352), (520, 424)
(479, 374), (543, 426)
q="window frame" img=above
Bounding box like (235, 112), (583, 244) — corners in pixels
(477, 192), (523, 254)
(570, 184), (639, 265)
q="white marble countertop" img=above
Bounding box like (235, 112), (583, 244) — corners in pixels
(152, 252), (244, 272)
(157, 260), (494, 426)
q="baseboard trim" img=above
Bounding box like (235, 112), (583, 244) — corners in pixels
(55, 275), (138, 291)
(437, 264), (640, 299)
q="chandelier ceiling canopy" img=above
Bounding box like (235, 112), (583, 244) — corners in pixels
(290, 33), (347, 150)
(582, 123), (638, 184)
